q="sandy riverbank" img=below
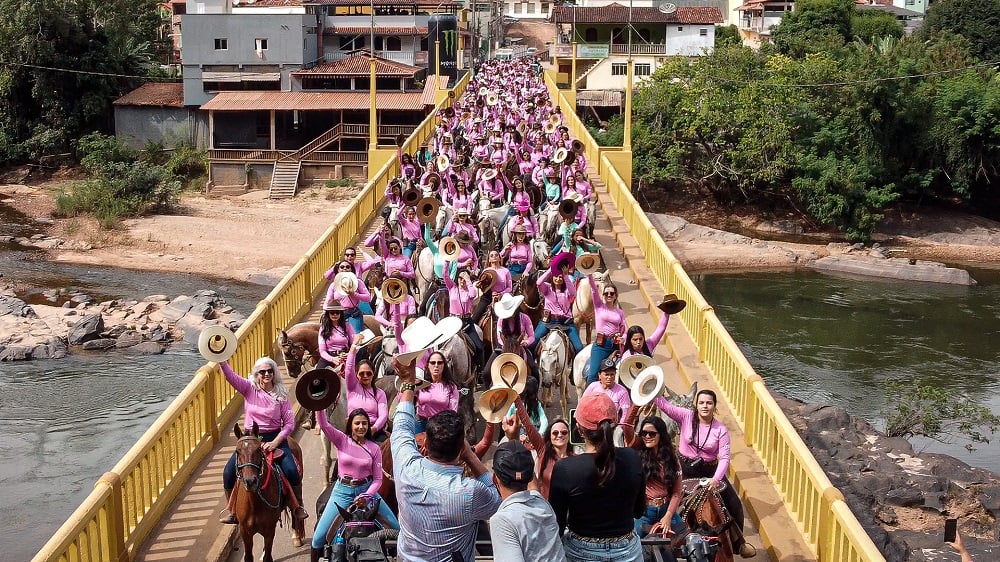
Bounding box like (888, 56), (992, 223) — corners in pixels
(3, 183), (1000, 282)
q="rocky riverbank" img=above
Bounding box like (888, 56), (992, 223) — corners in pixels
(0, 286), (244, 361)
(777, 395), (999, 562)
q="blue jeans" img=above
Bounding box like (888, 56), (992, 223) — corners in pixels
(345, 308), (365, 332)
(508, 262), (527, 275)
(534, 318), (583, 354)
(634, 505), (685, 537)
(403, 240), (417, 258)
(563, 531), (642, 562)
(223, 431), (300, 490)
(311, 480), (399, 548)
(588, 338), (616, 384)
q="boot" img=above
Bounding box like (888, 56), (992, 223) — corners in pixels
(310, 547), (324, 562)
(302, 410), (315, 430)
(218, 489), (237, 524)
(291, 485), (309, 521)
(737, 541), (757, 558)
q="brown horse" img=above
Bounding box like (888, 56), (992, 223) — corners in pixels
(232, 423), (306, 561)
(678, 479), (735, 562)
(515, 271), (544, 327)
(277, 323), (319, 378)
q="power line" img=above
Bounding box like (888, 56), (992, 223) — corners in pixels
(0, 60), (178, 81)
(688, 59), (1000, 88)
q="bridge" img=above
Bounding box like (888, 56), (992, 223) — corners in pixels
(32, 69), (885, 562)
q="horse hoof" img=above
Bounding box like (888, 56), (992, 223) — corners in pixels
(291, 535), (303, 548)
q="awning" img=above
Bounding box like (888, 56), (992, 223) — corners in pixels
(420, 75), (450, 105)
(201, 91), (426, 111)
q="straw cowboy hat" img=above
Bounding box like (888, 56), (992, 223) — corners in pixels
(295, 368), (342, 411)
(335, 271), (359, 294)
(490, 352), (528, 394)
(618, 355), (652, 388)
(479, 386), (519, 423)
(482, 168), (498, 181)
(658, 294), (687, 315)
(550, 252), (576, 276)
(416, 197), (442, 224)
(493, 293), (524, 320)
(436, 153), (451, 170)
(544, 121), (558, 135)
(552, 147), (569, 164)
(397, 316), (463, 365)
(198, 325), (237, 363)
(576, 252), (601, 275)
(454, 231), (474, 245)
(439, 236), (461, 261)
(630, 365), (665, 407)
(476, 269), (498, 292)
(382, 277), (409, 305)
(356, 328), (383, 348)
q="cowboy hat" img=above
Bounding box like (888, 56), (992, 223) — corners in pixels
(198, 325), (238, 363)
(481, 168), (498, 181)
(658, 294), (687, 315)
(544, 121), (558, 135)
(514, 200), (531, 213)
(630, 365), (664, 407)
(436, 153), (451, 171)
(397, 316), (463, 365)
(550, 252), (576, 276)
(356, 328), (383, 348)
(552, 147), (569, 164)
(382, 277), (409, 305)
(402, 185), (421, 206)
(295, 368), (342, 411)
(424, 172), (442, 188)
(454, 231), (474, 245)
(562, 149), (577, 167)
(395, 133), (407, 147)
(512, 224), (527, 234)
(394, 371), (431, 393)
(576, 252), (601, 275)
(439, 236), (461, 261)
(547, 113), (561, 127)
(486, 93), (500, 106)
(493, 293), (524, 320)
(323, 301), (345, 312)
(572, 139), (585, 154)
(490, 353), (528, 394)
(558, 198), (579, 220)
(478, 386), (519, 423)
(416, 197), (442, 224)
(476, 269), (498, 292)
(618, 355), (652, 389)
(335, 271), (359, 294)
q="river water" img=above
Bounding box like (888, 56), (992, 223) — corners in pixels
(693, 269), (1000, 472)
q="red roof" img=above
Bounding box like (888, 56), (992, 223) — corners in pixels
(420, 75), (450, 105)
(325, 26), (428, 35)
(293, 52), (421, 77)
(551, 4), (723, 24)
(113, 82), (185, 107)
(200, 91), (425, 111)
(233, 0), (302, 6)
(307, 0), (459, 6)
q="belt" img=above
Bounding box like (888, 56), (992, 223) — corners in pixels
(648, 496), (669, 507)
(680, 454), (718, 466)
(339, 475), (372, 487)
(567, 530), (636, 544)
(458, 314), (472, 319)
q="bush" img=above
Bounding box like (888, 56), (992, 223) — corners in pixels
(55, 160), (181, 228)
(75, 132), (137, 174)
(164, 144), (207, 181)
(883, 379), (1000, 452)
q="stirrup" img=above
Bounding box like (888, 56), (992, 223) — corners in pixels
(293, 507), (309, 521)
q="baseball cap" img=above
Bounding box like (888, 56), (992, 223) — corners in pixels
(600, 358), (617, 371)
(575, 393), (618, 431)
(492, 441), (535, 485)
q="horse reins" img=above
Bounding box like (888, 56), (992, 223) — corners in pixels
(235, 436), (285, 510)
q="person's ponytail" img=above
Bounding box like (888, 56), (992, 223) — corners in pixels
(591, 420), (617, 487)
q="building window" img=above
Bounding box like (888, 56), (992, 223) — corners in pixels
(214, 38), (228, 50)
(513, 2), (520, 13)
(340, 36), (365, 50)
(611, 27), (624, 44)
(526, 2), (535, 14)
(585, 27), (598, 42)
(634, 63), (651, 76)
(255, 38), (268, 51)
(541, 2), (549, 14)
(385, 36), (402, 51)
(638, 28), (651, 42)
(699, 28), (708, 37)
(611, 62), (627, 76)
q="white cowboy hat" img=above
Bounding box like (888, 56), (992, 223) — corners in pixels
(439, 236), (461, 262)
(481, 168), (498, 181)
(356, 328), (383, 348)
(630, 365), (665, 407)
(334, 271), (359, 294)
(490, 353), (528, 394)
(618, 355), (652, 389)
(478, 386), (518, 423)
(198, 325), (238, 363)
(493, 293), (524, 320)
(397, 316), (463, 365)
(576, 253), (601, 275)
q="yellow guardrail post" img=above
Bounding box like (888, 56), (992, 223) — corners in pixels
(98, 472), (128, 562)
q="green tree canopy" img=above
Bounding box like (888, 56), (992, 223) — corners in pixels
(771, 0), (856, 58)
(920, 0), (1000, 62)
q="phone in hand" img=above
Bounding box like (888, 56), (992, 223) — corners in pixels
(944, 518), (957, 543)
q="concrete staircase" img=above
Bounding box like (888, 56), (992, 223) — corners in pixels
(268, 160), (301, 199)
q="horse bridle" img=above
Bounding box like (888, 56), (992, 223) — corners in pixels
(235, 436), (284, 509)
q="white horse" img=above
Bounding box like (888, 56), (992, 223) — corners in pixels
(571, 343), (593, 402)
(532, 239), (551, 271)
(537, 205), (562, 246)
(477, 204), (510, 251)
(414, 246), (436, 304)
(434, 205), (454, 239)
(537, 329), (572, 418)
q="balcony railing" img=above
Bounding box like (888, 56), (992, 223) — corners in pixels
(552, 42), (668, 58)
(323, 50), (428, 66)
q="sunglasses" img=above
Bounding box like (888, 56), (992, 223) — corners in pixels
(358, 371), (374, 377)
(339, 266), (353, 270)
(345, 252), (356, 257)
(428, 360), (445, 365)
(640, 430), (659, 438)
(258, 368), (274, 375)
(551, 430), (568, 436)
(604, 292), (616, 297)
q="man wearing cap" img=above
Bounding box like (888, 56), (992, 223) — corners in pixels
(490, 439), (567, 562)
(390, 357), (502, 562)
(583, 358), (633, 424)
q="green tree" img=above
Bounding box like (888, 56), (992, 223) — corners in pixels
(883, 380), (1000, 452)
(851, 9), (904, 43)
(771, 0), (856, 58)
(921, 0), (1000, 62)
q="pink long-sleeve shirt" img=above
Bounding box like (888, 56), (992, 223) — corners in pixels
(316, 410), (383, 496)
(222, 362), (294, 439)
(325, 281), (372, 310)
(344, 351), (389, 432)
(318, 323), (356, 363)
(589, 274), (627, 338)
(496, 312), (535, 348)
(583, 381), (632, 425)
(399, 214), (421, 242)
(444, 267), (478, 316)
(501, 242), (534, 275)
(486, 266), (513, 295)
(656, 400), (731, 483)
(536, 269), (575, 318)
(620, 312), (669, 360)
(416, 381), (460, 419)
(375, 298), (417, 328)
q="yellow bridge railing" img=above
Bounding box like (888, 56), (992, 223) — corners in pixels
(544, 70), (884, 562)
(32, 72), (470, 562)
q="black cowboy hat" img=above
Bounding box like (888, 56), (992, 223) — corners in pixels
(658, 294), (688, 315)
(295, 368), (342, 411)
